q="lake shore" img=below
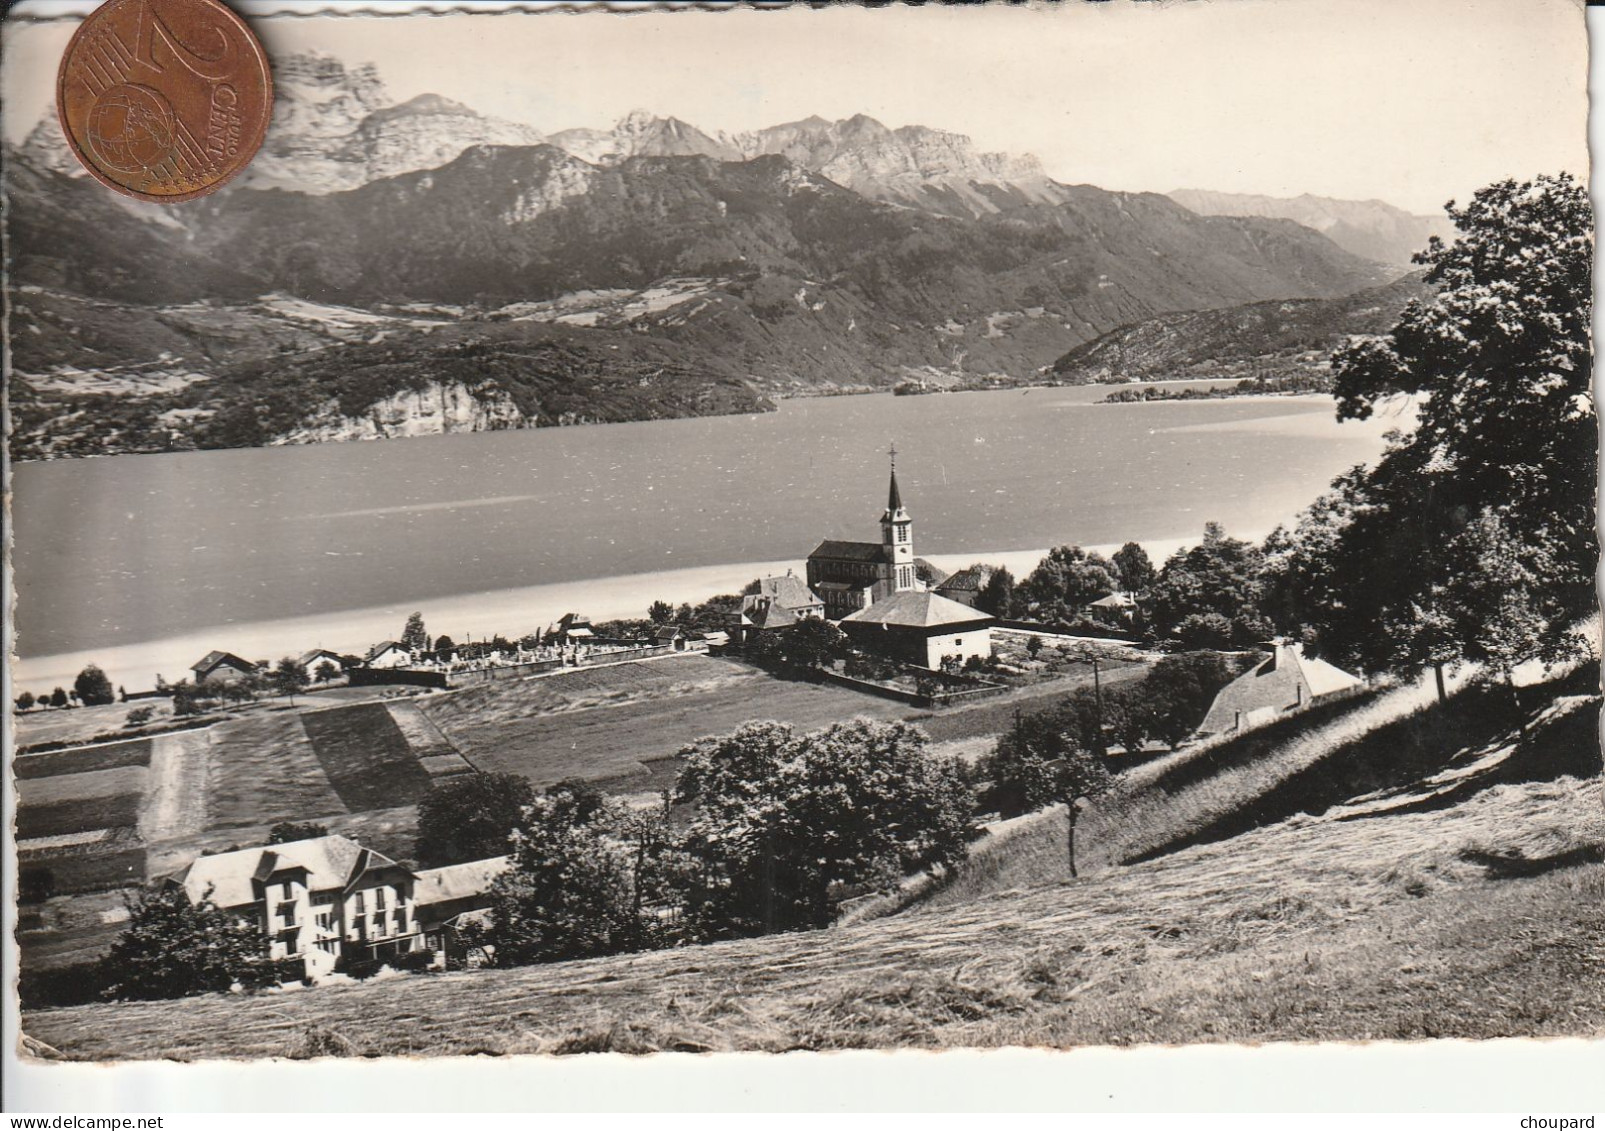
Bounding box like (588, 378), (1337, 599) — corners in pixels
(8, 533), (1231, 695)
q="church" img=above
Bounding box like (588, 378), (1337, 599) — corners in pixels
(806, 452), (995, 671)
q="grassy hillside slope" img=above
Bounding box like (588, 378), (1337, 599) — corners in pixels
(22, 667), (1602, 1058)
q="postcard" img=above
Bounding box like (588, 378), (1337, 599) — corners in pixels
(3, 0), (1599, 1107)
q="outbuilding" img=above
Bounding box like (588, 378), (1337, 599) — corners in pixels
(840, 590), (995, 671)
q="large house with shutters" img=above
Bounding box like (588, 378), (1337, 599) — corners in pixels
(167, 835), (509, 980)
(170, 835), (422, 979)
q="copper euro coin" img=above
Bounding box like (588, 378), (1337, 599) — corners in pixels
(57, 0), (272, 203)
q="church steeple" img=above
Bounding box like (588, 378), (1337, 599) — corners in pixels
(880, 444), (915, 590)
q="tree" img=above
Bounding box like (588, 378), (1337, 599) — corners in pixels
(1026, 634), (1044, 659)
(15, 690), (34, 712)
(1112, 542), (1156, 595)
(433, 634), (456, 654)
(73, 665), (116, 707)
(271, 657), (309, 703)
(100, 884), (266, 1001)
(753, 617), (847, 673)
(125, 706), (154, 728)
(1174, 612), (1234, 651)
(171, 682), (204, 717)
(1055, 745), (1113, 878)
(1146, 523), (1266, 644)
(400, 611), (429, 653)
(675, 719), (972, 935)
(986, 707), (1073, 818)
(313, 660), (341, 683)
(1439, 509), (1569, 703)
(49, 687), (68, 709)
(414, 771), (537, 867)
(267, 821), (328, 844)
(1312, 174), (1595, 685)
(477, 783), (639, 966)
(648, 600), (675, 624)
(1023, 546), (1118, 623)
(1141, 651), (1242, 748)
(975, 565), (1017, 618)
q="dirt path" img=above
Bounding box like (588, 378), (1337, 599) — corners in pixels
(137, 729), (212, 846)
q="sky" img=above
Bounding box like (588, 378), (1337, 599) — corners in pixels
(2, 0), (1590, 215)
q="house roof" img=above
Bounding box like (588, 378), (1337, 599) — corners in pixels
(1196, 644), (1361, 735)
(366, 640), (407, 662)
(841, 590), (995, 630)
(743, 600), (800, 629)
(175, 835), (401, 909)
(754, 573), (823, 610)
(1090, 593), (1136, 609)
(190, 650), (256, 675)
(654, 626), (686, 642)
(298, 648), (343, 667)
(809, 539), (889, 564)
(414, 856), (511, 907)
(936, 565), (991, 594)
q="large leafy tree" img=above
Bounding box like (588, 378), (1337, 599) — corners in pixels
(101, 884), (267, 1001)
(1287, 174), (1593, 684)
(1111, 542), (1157, 596)
(73, 664), (116, 707)
(675, 719), (972, 935)
(1146, 523), (1267, 645)
(1023, 545), (1119, 623)
(414, 771), (536, 867)
(476, 783), (640, 966)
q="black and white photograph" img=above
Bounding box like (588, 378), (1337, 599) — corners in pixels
(3, 0), (1600, 1082)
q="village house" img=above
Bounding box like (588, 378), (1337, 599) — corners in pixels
(737, 573), (824, 642)
(1195, 641), (1363, 739)
(840, 590), (996, 671)
(745, 573), (825, 621)
(365, 641), (414, 669)
(934, 565), (994, 609)
(554, 612), (596, 645)
(190, 650), (259, 686)
(414, 855), (512, 967)
(299, 648), (346, 678)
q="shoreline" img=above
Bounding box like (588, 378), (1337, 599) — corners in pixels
(8, 533), (1233, 694)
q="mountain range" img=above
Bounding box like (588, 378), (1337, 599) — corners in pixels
(1049, 273), (1433, 385)
(1168, 189), (1456, 267)
(8, 52), (1420, 459)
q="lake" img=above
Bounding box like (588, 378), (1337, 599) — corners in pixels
(9, 387), (1410, 687)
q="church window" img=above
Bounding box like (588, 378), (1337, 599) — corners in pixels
(897, 526), (909, 543)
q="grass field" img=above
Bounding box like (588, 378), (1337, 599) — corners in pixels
(301, 702), (434, 811)
(12, 702), (169, 749)
(14, 737), (153, 780)
(22, 768), (1601, 1058)
(423, 654), (1121, 788)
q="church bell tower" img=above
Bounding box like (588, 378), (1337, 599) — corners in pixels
(881, 444), (915, 592)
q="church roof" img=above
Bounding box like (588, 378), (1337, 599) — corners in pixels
(887, 467), (905, 514)
(809, 539), (890, 564)
(841, 590), (995, 629)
